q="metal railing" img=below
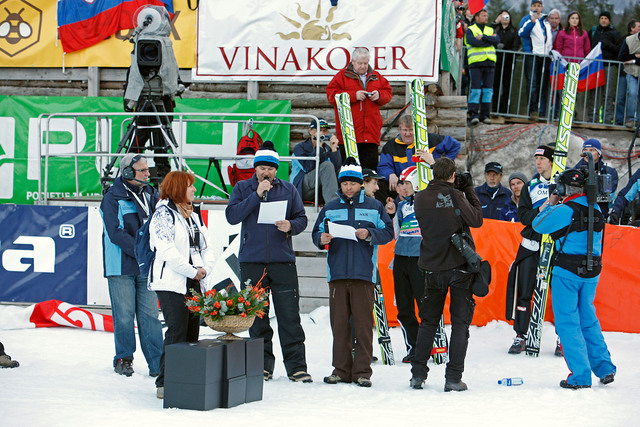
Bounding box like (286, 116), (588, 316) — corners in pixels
(462, 48), (635, 128)
(36, 111), (327, 207)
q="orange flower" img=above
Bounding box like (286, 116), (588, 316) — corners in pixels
(226, 299), (233, 307)
(212, 310), (218, 316)
(245, 301), (250, 307)
(213, 301), (221, 309)
(256, 310), (265, 318)
(238, 296), (245, 303)
(240, 312), (247, 318)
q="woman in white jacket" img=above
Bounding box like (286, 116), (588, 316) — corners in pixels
(148, 171), (215, 399)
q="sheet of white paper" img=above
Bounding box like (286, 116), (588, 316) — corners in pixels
(257, 200), (288, 224)
(328, 222), (358, 241)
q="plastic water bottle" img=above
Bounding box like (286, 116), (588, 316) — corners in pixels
(498, 377), (523, 386)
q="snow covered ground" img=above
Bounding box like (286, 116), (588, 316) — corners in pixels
(1, 304), (637, 426)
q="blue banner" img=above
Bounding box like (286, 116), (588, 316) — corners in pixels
(0, 205), (88, 304)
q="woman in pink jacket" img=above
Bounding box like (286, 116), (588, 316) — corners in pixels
(553, 11), (590, 121)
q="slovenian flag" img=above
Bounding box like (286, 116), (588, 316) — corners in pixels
(57, 0), (174, 53)
(550, 42), (605, 93)
(468, 0), (491, 15)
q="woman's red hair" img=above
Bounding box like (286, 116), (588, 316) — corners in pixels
(159, 171), (195, 203)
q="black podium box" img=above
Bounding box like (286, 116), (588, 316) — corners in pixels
(163, 337), (264, 410)
(164, 340), (224, 410)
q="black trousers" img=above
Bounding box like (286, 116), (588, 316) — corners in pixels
(513, 252), (539, 336)
(339, 142), (379, 171)
(240, 262), (307, 376)
(155, 279), (201, 388)
(393, 255), (425, 356)
(411, 269), (475, 382)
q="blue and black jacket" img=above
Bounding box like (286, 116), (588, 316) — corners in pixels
(475, 182), (512, 220)
(100, 176), (159, 277)
(225, 174), (307, 263)
(611, 168), (640, 217)
(377, 133), (460, 181)
(312, 189), (393, 283)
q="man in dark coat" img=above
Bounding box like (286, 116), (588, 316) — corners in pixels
(589, 11), (623, 124)
(474, 161), (512, 219)
(410, 157), (483, 392)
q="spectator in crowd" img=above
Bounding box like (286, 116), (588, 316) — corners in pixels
(505, 145), (561, 355)
(554, 11), (590, 122)
(548, 9), (563, 44)
(99, 153), (163, 379)
(291, 118), (341, 204)
(148, 171), (215, 399)
(615, 20), (640, 126)
(0, 342), (19, 368)
(499, 172), (528, 222)
(465, 9), (500, 125)
(391, 166), (424, 364)
(608, 167), (640, 226)
(453, 0), (465, 53)
(312, 158), (393, 388)
(532, 169), (616, 389)
(225, 142), (312, 383)
(362, 168), (396, 216)
(475, 161), (512, 220)
(326, 47), (393, 171)
(492, 9), (521, 114)
(589, 11), (623, 124)
(619, 21), (640, 128)
(377, 115), (460, 200)
(573, 138), (618, 218)
(519, 0), (553, 120)
(410, 157), (483, 392)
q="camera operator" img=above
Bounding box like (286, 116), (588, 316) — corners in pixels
(573, 139), (618, 220)
(532, 169), (616, 389)
(291, 118), (342, 203)
(410, 157), (482, 392)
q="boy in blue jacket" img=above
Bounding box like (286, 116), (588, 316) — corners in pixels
(312, 158), (394, 387)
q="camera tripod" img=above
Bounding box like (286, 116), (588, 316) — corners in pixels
(100, 94), (229, 197)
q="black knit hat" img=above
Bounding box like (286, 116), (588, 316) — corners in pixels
(599, 11), (611, 20)
(534, 144), (555, 162)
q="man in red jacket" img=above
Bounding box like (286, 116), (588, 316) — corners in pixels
(326, 47), (393, 171)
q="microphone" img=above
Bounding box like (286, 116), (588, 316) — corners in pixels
(262, 190), (268, 201)
(323, 218), (330, 250)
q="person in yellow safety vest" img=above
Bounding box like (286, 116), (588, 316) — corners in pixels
(464, 9), (500, 126)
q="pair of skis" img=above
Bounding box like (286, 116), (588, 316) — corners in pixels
(336, 92), (395, 365)
(409, 79), (449, 365)
(525, 62), (580, 356)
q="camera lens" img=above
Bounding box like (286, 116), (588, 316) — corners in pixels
(137, 40), (162, 67)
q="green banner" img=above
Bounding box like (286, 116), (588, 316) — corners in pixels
(0, 96), (291, 205)
(440, 0), (459, 85)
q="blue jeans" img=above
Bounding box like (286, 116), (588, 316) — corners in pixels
(615, 74), (627, 125)
(107, 274), (163, 375)
(627, 74), (639, 123)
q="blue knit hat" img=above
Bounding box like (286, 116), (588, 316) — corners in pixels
(582, 138), (602, 155)
(253, 141), (280, 169)
(338, 157), (363, 184)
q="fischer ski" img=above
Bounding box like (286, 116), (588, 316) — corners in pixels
(525, 62), (579, 357)
(336, 95), (395, 365)
(410, 79), (448, 365)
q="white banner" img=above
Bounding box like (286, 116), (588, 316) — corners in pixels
(194, 0), (441, 82)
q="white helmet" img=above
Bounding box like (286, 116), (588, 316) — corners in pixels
(399, 166), (419, 192)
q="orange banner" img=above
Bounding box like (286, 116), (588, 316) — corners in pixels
(379, 219), (640, 333)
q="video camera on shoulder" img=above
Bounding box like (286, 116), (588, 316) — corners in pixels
(553, 153), (612, 203)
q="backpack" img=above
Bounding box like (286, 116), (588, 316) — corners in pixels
(134, 206), (174, 279)
(228, 128), (262, 186)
